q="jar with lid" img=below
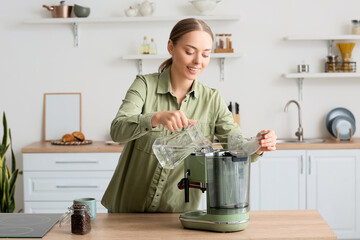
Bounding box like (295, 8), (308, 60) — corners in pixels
(59, 204), (92, 235)
(352, 20), (360, 35)
(325, 55), (339, 72)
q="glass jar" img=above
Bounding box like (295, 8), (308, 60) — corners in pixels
(352, 20), (360, 35)
(326, 55), (338, 72)
(59, 204), (91, 235)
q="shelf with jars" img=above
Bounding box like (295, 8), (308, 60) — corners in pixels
(122, 52), (243, 81)
(283, 34), (360, 101)
(23, 15), (240, 47)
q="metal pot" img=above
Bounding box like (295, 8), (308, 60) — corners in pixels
(43, 1), (73, 18)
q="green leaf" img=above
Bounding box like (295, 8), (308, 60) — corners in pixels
(9, 169), (18, 198)
(0, 112), (8, 157)
(9, 129), (16, 173)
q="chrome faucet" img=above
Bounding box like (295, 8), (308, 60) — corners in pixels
(284, 100), (303, 142)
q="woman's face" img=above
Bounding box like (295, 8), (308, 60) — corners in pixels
(168, 30), (213, 81)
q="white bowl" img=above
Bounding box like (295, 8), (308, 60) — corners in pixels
(189, 0), (221, 15)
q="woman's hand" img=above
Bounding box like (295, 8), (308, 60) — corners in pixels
(256, 129), (277, 155)
(152, 110), (196, 132)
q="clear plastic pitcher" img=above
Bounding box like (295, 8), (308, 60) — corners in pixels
(152, 123), (211, 169)
(228, 131), (267, 157)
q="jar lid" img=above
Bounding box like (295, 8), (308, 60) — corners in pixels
(73, 204), (89, 210)
(327, 55), (338, 61)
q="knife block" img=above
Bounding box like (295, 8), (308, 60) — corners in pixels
(232, 114), (240, 126)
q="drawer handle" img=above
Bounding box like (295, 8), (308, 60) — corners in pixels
(55, 161), (99, 164)
(56, 185), (100, 189)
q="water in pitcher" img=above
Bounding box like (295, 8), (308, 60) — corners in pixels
(152, 123), (211, 169)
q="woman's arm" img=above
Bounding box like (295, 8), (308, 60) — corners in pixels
(110, 76), (153, 143)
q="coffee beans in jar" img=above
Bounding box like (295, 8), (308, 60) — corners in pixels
(71, 204), (91, 235)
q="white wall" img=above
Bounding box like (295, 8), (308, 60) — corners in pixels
(1, 0), (360, 212)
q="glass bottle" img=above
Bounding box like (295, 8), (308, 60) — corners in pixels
(140, 36), (150, 54)
(59, 204), (91, 235)
(352, 20), (360, 35)
(149, 38), (157, 55)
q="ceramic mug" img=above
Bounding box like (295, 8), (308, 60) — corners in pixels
(73, 198), (96, 221)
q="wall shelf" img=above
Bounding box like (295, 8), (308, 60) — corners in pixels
(123, 52), (243, 81)
(284, 35), (360, 101)
(24, 15), (240, 47)
(285, 35), (360, 56)
(283, 72), (360, 101)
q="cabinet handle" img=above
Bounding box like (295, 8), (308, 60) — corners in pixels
(55, 161), (99, 164)
(308, 156), (311, 175)
(300, 156), (304, 174)
(56, 185), (100, 189)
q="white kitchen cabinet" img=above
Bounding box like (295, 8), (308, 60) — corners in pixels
(250, 149), (360, 239)
(22, 150), (120, 214)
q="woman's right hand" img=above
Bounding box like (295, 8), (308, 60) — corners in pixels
(151, 110), (196, 132)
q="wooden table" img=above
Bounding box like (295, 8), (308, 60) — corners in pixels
(20, 210), (336, 240)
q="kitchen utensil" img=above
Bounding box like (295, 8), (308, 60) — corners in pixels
(124, 6), (138, 17)
(51, 139), (92, 145)
(74, 4), (90, 18)
(331, 115), (356, 140)
(189, 0), (221, 15)
(178, 149), (251, 232)
(297, 64), (309, 73)
(235, 102), (239, 114)
(138, 0), (156, 16)
(43, 1), (73, 18)
(228, 133), (262, 157)
(228, 101), (232, 112)
(152, 122), (211, 169)
(325, 107), (355, 135)
(0, 213), (62, 238)
(73, 198), (96, 221)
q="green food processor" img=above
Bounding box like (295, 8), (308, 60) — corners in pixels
(178, 150), (251, 232)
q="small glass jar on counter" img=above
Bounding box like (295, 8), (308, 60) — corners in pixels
(59, 204), (92, 235)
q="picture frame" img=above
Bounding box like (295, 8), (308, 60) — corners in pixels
(43, 93), (82, 141)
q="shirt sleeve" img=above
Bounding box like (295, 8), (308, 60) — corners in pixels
(213, 89), (261, 163)
(110, 75), (154, 143)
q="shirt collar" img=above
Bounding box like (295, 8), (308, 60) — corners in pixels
(157, 66), (199, 99)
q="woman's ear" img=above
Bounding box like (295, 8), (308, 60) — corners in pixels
(167, 39), (174, 55)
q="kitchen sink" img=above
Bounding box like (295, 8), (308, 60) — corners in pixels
(276, 138), (325, 144)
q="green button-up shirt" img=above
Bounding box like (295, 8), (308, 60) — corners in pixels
(101, 67), (260, 213)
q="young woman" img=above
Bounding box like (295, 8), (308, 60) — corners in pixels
(101, 18), (277, 213)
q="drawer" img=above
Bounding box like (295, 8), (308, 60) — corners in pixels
(24, 201), (108, 213)
(24, 171), (113, 201)
(23, 152), (120, 171)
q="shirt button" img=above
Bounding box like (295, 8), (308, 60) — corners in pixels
(145, 128), (149, 131)
(184, 100), (187, 102)
(156, 194), (159, 197)
(161, 179), (164, 182)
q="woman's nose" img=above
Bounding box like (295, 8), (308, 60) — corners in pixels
(193, 53), (201, 64)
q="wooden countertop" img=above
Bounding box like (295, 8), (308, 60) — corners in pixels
(22, 137), (360, 153)
(28, 210), (336, 240)
(21, 141), (124, 153)
(277, 137), (360, 150)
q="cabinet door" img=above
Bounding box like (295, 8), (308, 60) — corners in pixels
(307, 150), (360, 239)
(250, 150), (306, 210)
(24, 171), (113, 201)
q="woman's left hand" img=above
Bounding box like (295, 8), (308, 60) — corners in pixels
(256, 129), (277, 154)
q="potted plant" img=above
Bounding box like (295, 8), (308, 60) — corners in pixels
(0, 112), (19, 213)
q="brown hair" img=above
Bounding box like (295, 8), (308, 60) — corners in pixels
(158, 18), (214, 73)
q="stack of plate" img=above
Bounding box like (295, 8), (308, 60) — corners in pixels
(325, 107), (356, 140)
